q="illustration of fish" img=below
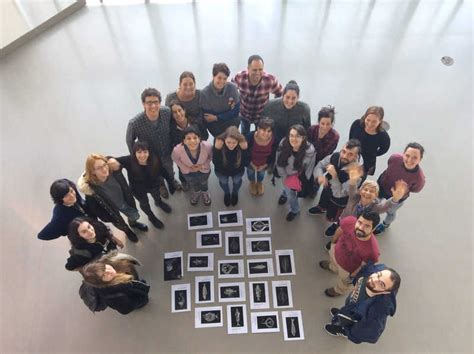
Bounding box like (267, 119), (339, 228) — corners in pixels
(290, 318), (297, 336)
(191, 258), (206, 266)
(201, 283), (208, 300)
(277, 288), (288, 304)
(202, 312), (219, 322)
(221, 263), (237, 274)
(223, 288), (238, 296)
(229, 238), (239, 253)
(254, 284), (262, 301)
(281, 257), (290, 273)
(234, 308), (241, 326)
(250, 264), (267, 270)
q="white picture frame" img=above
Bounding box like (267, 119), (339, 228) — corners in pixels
(282, 310), (305, 341)
(195, 306), (223, 328)
(245, 217), (271, 235)
(272, 280), (293, 309)
(247, 258), (274, 278)
(196, 230), (222, 249)
(248, 281), (270, 310)
(218, 210), (243, 228)
(217, 259), (244, 279)
(251, 311), (280, 333)
(226, 304), (248, 334)
(275, 249), (296, 276)
(171, 283), (191, 313)
(224, 231), (244, 256)
(195, 276), (214, 304)
(246, 237), (272, 256)
(187, 253), (214, 272)
(187, 212), (213, 230)
(218, 282), (246, 303)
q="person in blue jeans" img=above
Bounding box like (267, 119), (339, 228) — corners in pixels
(213, 126), (250, 206)
(245, 118), (278, 196)
(276, 125), (316, 221)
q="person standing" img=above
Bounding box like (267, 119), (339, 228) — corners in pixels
(307, 106), (340, 165)
(165, 71), (202, 120)
(232, 54), (283, 135)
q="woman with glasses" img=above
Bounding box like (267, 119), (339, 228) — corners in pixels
(78, 154), (148, 243)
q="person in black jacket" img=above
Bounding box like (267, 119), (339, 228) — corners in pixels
(38, 179), (93, 241)
(78, 154), (148, 243)
(108, 141), (172, 229)
(349, 106), (390, 175)
(81, 252), (150, 315)
(65, 217), (123, 271)
(213, 126), (250, 206)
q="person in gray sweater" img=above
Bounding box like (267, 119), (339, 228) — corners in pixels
(200, 63), (241, 137)
(262, 80), (311, 142)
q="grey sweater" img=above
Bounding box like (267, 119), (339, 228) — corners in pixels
(276, 140), (316, 180)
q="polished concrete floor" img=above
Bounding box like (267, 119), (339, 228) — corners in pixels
(0, 0), (472, 353)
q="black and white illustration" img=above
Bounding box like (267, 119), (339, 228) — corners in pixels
(164, 251), (183, 281)
(196, 230), (222, 249)
(218, 210), (243, 228)
(251, 311), (280, 333)
(195, 306), (223, 328)
(187, 253), (214, 272)
(218, 282), (246, 303)
(224, 231), (244, 256)
(245, 217), (271, 235)
(195, 275), (214, 304)
(248, 281), (270, 310)
(218, 259), (244, 279)
(171, 283), (191, 313)
(275, 249), (296, 276)
(272, 280), (293, 308)
(246, 237), (272, 256)
(226, 304), (248, 334)
(187, 212), (213, 230)
(247, 258), (274, 278)
(282, 311), (305, 341)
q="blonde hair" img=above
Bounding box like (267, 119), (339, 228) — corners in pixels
(81, 257), (136, 287)
(359, 180), (380, 195)
(360, 106), (385, 132)
(84, 154), (108, 185)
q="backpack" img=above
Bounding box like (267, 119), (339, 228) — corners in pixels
(79, 281), (108, 313)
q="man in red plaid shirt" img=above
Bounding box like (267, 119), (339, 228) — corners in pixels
(232, 55), (283, 135)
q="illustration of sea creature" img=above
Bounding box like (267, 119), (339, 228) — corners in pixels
(259, 316), (275, 328)
(290, 318), (297, 336)
(177, 293), (185, 308)
(165, 260), (174, 272)
(251, 221), (269, 231)
(202, 234), (218, 243)
(250, 264), (267, 271)
(223, 288), (238, 297)
(229, 238), (239, 253)
(234, 308), (241, 326)
(253, 241), (269, 252)
(254, 284), (262, 301)
(191, 258), (206, 266)
(201, 283), (208, 300)
(281, 256), (290, 273)
(277, 288), (288, 304)
(221, 214), (237, 223)
(202, 312), (219, 322)
(221, 263), (237, 274)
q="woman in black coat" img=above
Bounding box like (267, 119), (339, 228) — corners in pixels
(81, 252), (150, 315)
(65, 217), (123, 271)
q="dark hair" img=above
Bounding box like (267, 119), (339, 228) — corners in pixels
(257, 117), (274, 131)
(283, 80), (300, 96)
(212, 63), (230, 77)
(141, 87), (161, 103)
(360, 106), (385, 132)
(131, 141), (161, 179)
(247, 54), (264, 65)
(179, 71), (196, 84)
(404, 142), (425, 158)
(182, 126), (202, 141)
(217, 126), (245, 168)
(318, 105), (336, 123)
(345, 138), (362, 154)
(50, 179), (76, 205)
(360, 211), (380, 229)
(276, 125), (310, 171)
(386, 267), (401, 294)
(67, 217), (111, 247)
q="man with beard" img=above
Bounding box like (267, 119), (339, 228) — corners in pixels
(324, 263), (401, 344)
(308, 139), (363, 221)
(319, 211), (380, 297)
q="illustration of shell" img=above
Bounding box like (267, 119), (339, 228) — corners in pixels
(201, 283), (208, 300)
(234, 308), (241, 326)
(250, 264), (267, 270)
(290, 318), (297, 336)
(221, 263), (237, 274)
(260, 317), (275, 328)
(251, 221), (269, 231)
(223, 288), (238, 296)
(202, 312), (219, 322)
(254, 284), (262, 301)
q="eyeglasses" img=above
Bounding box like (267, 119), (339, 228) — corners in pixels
(144, 100), (160, 106)
(94, 163), (109, 171)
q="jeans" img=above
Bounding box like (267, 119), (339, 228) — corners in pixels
(240, 117), (255, 135)
(119, 203), (140, 223)
(383, 199), (404, 225)
(282, 186), (300, 214)
(216, 171), (244, 194)
(246, 165), (266, 182)
(183, 172), (210, 192)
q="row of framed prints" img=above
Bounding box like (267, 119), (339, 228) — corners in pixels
(164, 250), (295, 281)
(187, 210), (271, 235)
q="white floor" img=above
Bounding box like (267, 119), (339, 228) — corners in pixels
(0, 0), (472, 353)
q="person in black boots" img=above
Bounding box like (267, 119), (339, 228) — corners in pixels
(213, 126), (249, 206)
(108, 141), (172, 229)
(81, 251), (150, 315)
(78, 154), (148, 243)
(38, 179), (94, 241)
(65, 217), (123, 271)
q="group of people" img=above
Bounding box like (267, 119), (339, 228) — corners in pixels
(37, 54), (426, 343)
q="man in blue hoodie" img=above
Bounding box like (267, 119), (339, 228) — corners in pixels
(324, 263), (401, 344)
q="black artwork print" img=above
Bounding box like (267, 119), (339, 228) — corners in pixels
(174, 290), (187, 310)
(230, 306), (244, 327)
(228, 237), (240, 254)
(189, 256), (208, 268)
(257, 315), (277, 329)
(164, 257), (182, 281)
(201, 310), (220, 324)
(251, 240), (270, 252)
(276, 286), (289, 306)
(220, 286), (240, 298)
(279, 255), (292, 273)
(252, 283), (266, 303)
(220, 213), (238, 223)
(198, 282), (210, 301)
(249, 261), (268, 274)
(220, 262), (239, 275)
(190, 215), (209, 226)
(251, 220), (269, 232)
(286, 317), (300, 338)
(201, 233), (220, 245)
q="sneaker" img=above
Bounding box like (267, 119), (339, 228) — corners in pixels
(130, 221), (149, 232)
(231, 193), (239, 206)
(374, 222), (390, 235)
(325, 223), (338, 237)
(202, 191), (212, 206)
(325, 241), (331, 252)
(224, 193), (231, 206)
(159, 184), (169, 199)
(278, 194), (288, 205)
(181, 181), (190, 192)
(256, 182), (265, 196)
(286, 211), (299, 222)
(155, 200), (172, 213)
(308, 206), (326, 215)
(190, 192), (201, 206)
(324, 324), (347, 338)
(330, 308), (340, 317)
(149, 216), (164, 229)
(249, 181), (257, 196)
(319, 260), (330, 271)
(324, 288), (340, 297)
(125, 229), (138, 243)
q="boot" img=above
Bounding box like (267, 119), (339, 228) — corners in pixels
(130, 221), (149, 232)
(249, 181), (257, 196)
(256, 182), (265, 196)
(149, 215), (164, 229)
(125, 229), (138, 242)
(231, 192), (238, 206)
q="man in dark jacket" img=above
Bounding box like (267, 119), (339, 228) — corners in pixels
(324, 263), (401, 344)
